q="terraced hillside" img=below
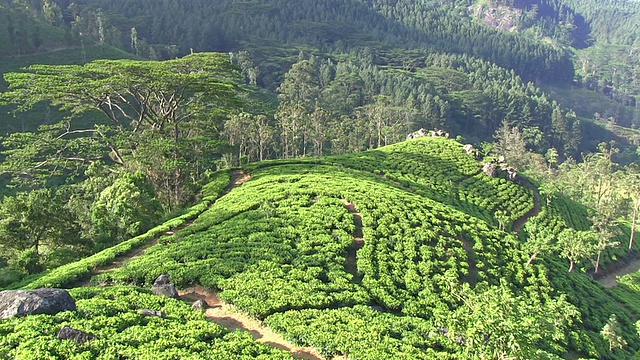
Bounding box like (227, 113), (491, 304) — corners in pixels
(2, 136), (639, 359)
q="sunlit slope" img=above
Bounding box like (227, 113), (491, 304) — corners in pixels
(0, 286), (294, 359)
(7, 136), (639, 358)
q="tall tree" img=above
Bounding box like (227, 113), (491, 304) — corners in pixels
(275, 55), (321, 158)
(493, 119), (529, 169)
(601, 314), (627, 352)
(557, 228), (598, 273)
(624, 164), (640, 251)
(1, 53), (243, 208)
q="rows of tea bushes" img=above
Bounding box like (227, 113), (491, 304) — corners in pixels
(548, 194), (591, 232)
(265, 305), (455, 359)
(79, 160), (598, 358)
(245, 137), (535, 229)
(459, 174), (534, 227)
(330, 138), (534, 228)
(94, 163), (539, 319)
(94, 167), (371, 312)
(0, 286), (292, 359)
(81, 138), (634, 358)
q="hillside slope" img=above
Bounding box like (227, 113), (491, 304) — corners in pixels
(3, 136), (639, 359)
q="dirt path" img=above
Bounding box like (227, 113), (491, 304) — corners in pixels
(512, 181), (541, 233)
(596, 257), (640, 288)
(342, 201), (364, 283)
(179, 287), (327, 360)
(229, 170), (251, 190)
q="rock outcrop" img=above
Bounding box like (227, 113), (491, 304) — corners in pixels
(192, 299), (208, 311)
(151, 274), (179, 299)
(57, 326), (94, 344)
(0, 288), (76, 320)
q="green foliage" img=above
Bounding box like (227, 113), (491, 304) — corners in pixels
(0, 4), (70, 57)
(79, 137), (622, 357)
(2, 172), (229, 290)
(1, 52), (243, 209)
(0, 286), (293, 359)
(601, 314), (627, 352)
(266, 305), (455, 359)
(45, 0), (573, 83)
(0, 188), (86, 274)
(443, 282), (578, 359)
(90, 172), (163, 249)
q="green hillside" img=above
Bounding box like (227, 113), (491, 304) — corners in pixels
(0, 3), (69, 57)
(2, 1), (640, 358)
(3, 136), (639, 359)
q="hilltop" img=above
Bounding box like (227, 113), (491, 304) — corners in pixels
(2, 136), (639, 359)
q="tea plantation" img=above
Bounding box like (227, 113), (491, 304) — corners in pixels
(2, 137), (639, 359)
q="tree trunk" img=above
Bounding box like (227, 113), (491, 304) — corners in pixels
(526, 253), (538, 267)
(377, 117), (383, 148)
(595, 250), (602, 274)
(630, 207), (638, 251)
(568, 259), (575, 273)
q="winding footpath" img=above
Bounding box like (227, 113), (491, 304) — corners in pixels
(596, 257), (640, 288)
(512, 181), (542, 233)
(179, 286), (326, 360)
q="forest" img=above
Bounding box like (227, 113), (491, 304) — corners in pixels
(1, 0), (640, 358)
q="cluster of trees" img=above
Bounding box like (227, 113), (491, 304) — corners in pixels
(495, 121), (640, 274)
(224, 51), (583, 163)
(574, 45), (640, 124)
(0, 53), (242, 281)
(555, 0), (640, 124)
(556, 0), (640, 46)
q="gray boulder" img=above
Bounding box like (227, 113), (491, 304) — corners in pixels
(192, 299), (208, 311)
(482, 163), (497, 177)
(138, 309), (166, 318)
(57, 325), (94, 344)
(152, 284), (179, 299)
(0, 288), (76, 320)
(152, 274), (179, 299)
(153, 274), (171, 286)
